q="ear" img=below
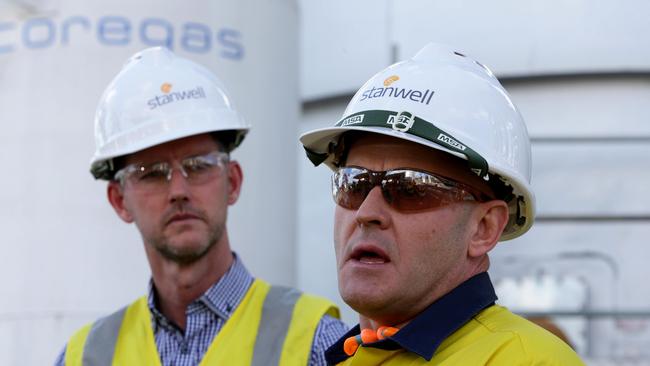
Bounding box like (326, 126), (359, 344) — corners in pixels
(226, 160), (243, 205)
(107, 181), (134, 223)
(467, 200), (509, 258)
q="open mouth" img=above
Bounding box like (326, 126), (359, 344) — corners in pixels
(350, 246), (390, 265)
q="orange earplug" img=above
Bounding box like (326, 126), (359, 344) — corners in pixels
(360, 328), (378, 343)
(377, 326), (399, 340)
(344, 335), (362, 356)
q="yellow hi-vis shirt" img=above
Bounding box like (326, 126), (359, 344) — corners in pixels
(326, 272), (585, 366)
(64, 279), (339, 366)
(335, 305), (584, 365)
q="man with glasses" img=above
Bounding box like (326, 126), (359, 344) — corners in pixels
(56, 47), (347, 366)
(300, 43), (585, 365)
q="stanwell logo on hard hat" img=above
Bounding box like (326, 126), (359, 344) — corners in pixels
(147, 85), (207, 110)
(437, 133), (466, 151)
(359, 77), (434, 105)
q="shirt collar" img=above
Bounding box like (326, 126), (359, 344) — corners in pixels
(325, 272), (497, 364)
(148, 253), (254, 326)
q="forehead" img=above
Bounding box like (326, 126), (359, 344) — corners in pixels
(345, 133), (482, 186)
(124, 133), (219, 164)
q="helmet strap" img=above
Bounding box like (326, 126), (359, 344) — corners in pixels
(333, 109), (490, 179)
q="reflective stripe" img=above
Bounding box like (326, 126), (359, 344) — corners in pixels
(82, 306), (127, 366)
(252, 285), (301, 366)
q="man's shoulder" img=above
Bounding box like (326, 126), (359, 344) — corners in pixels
(259, 282), (339, 316)
(463, 305), (586, 365)
(472, 305), (566, 343)
(66, 296), (147, 342)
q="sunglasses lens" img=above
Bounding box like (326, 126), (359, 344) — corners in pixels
(333, 167), (478, 211)
(332, 168), (373, 209)
(384, 171), (461, 211)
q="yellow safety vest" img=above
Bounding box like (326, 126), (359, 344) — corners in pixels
(65, 279), (339, 366)
(337, 305), (585, 366)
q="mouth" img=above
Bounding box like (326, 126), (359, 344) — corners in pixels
(348, 245), (390, 265)
(166, 213), (200, 225)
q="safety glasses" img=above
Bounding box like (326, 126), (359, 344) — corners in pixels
(332, 166), (490, 212)
(114, 151), (229, 191)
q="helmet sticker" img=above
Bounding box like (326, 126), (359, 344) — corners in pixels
(436, 133), (466, 151)
(358, 76), (434, 105)
(384, 75), (400, 86)
(147, 85), (206, 110)
(160, 82), (173, 93)
(340, 114), (364, 127)
(387, 111), (415, 132)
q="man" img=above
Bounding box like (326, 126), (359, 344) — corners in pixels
(56, 47), (347, 366)
(300, 43), (585, 365)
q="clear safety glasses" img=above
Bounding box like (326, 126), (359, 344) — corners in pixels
(332, 166), (491, 212)
(114, 151), (230, 191)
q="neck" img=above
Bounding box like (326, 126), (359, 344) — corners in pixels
(359, 315), (411, 331)
(359, 257), (490, 331)
(146, 234), (234, 330)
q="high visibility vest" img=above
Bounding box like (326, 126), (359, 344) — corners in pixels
(65, 279), (339, 366)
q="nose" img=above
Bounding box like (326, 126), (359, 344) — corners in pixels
(167, 166), (191, 203)
(355, 186), (391, 229)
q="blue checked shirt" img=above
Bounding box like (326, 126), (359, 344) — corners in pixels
(55, 255), (349, 366)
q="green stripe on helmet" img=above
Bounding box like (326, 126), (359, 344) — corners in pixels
(332, 110), (490, 179)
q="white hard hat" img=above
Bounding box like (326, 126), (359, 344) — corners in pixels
(300, 43), (535, 241)
(90, 46), (249, 180)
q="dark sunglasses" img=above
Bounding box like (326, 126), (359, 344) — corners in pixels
(332, 166), (491, 212)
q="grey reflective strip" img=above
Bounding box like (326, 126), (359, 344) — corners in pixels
(251, 286), (301, 366)
(82, 307), (127, 366)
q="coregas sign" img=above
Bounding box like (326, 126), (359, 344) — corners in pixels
(0, 15), (243, 59)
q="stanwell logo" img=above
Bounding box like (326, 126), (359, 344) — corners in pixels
(359, 77), (434, 105)
(340, 114), (364, 126)
(437, 133), (466, 151)
(147, 85), (206, 110)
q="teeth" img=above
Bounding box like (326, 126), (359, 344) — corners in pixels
(359, 256), (386, 264)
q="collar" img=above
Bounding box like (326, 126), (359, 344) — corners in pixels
(148, 253), (254, 328)
(326, 272), (497, 364)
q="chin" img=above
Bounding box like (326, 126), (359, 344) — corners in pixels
(156, 236), (214, 263)
(345, 297), (395, 324)
(168, 230), (208, 245)
(162, 246), (210, 265)
(341, 284), (382, 311)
